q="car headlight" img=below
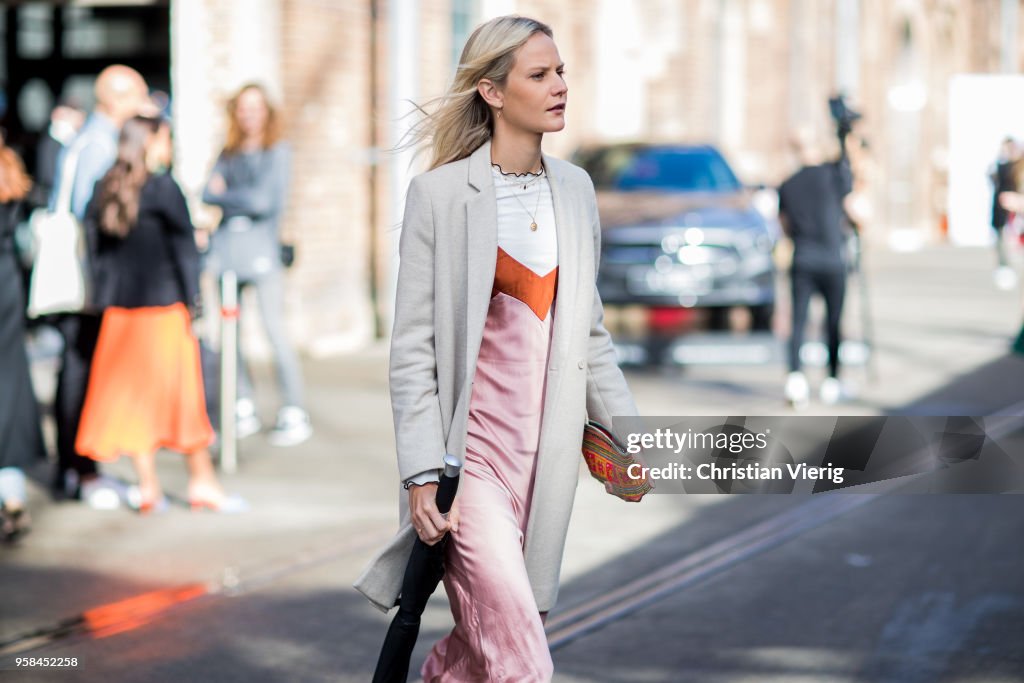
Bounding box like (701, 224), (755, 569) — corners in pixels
(684, 228), (705, 246)
(677, 245), (710, 265)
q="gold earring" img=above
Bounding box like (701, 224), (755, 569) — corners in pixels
(496, 107), (503, 119)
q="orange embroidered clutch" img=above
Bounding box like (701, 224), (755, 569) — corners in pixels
(581, 420), (652, 502)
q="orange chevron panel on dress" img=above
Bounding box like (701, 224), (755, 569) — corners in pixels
(491, 247), (558, 321)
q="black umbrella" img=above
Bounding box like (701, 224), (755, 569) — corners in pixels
(372, 454), (462, 683)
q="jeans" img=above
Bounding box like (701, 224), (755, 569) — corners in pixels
(230, 270), (305, 409)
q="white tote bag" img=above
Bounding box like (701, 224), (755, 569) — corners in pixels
(27, 143), (92, 318)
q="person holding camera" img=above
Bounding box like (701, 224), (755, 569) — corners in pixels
(202, 83), (310, 447)
(778, 127), (854, 408)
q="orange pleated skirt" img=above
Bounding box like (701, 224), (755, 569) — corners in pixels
(76, 303), (214, 461)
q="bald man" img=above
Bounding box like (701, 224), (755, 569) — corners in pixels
(52, 65), (148, 219)
(49, 65), (149, 505)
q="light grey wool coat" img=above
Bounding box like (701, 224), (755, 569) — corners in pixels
(353, 140), (638, 614)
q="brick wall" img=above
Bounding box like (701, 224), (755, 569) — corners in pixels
(278, 0), (375, 355)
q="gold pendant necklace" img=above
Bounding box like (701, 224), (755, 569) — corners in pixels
(508, 182), (543, 231)
(492, 163), (545, 231)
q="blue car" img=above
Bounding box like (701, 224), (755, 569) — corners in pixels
(575, 143), (778, 361)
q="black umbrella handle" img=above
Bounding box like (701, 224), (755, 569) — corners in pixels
(435, 453), (461, 515)
(371, 455), (462, 683)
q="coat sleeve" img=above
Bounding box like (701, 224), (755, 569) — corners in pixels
(582, 172), (639, 434)
(389, 175), (447, 481)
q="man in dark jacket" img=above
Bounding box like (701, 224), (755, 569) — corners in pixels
(49, 66), (148, 505)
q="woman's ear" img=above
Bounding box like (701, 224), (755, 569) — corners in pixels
(477, 78), (503, 111)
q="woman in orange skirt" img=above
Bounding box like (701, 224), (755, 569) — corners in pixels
(76, 116), (244, 513)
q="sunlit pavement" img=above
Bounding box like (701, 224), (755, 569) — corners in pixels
(2, 245), (1022, 682)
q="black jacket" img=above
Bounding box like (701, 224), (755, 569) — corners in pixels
(779, 160), (853, 273)
(87, 172), (200, 310)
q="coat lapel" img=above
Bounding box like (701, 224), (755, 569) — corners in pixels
(542, 152), (577, 370)
(523, 152), (581, 566)
(465, 141), (498, 383)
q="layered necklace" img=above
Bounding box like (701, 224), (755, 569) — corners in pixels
(492, 163), (546, 232)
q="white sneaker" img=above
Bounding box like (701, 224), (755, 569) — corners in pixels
(236, 399), (261, 439)
(80, 475), (129, 510)
(820, 377), (842, 405)
(994, 266), (1018, 291)
(784, 372), (810, 410)
(268, 407), (312, 447)
(236, 415), (261, 439)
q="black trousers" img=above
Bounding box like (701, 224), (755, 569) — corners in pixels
(788, 268), (846, 378)
(54, 313), (102, 485)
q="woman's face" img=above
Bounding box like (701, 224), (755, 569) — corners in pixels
(234, 88), (270, 139)
(497, 32), (567, 135)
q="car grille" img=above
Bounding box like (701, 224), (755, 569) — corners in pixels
(602, 243), (742, 271)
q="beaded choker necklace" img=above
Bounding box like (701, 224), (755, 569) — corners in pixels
(492, 163), (546, 191)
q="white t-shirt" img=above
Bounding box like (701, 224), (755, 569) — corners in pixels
(492, 165), (558, 276)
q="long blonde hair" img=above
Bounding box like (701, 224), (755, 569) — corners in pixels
(405, 15), (553, 171)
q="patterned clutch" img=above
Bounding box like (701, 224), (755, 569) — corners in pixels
(581, 420), (653, 502)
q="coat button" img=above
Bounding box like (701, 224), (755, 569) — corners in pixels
(577, 359), (585, 369)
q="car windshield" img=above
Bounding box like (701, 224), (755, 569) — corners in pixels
(581, 147), (742, 193)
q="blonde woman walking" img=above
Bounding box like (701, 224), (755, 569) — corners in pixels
(356, 16), (640, 680)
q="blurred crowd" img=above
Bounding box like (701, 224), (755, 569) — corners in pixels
(0, 64), (316, 541)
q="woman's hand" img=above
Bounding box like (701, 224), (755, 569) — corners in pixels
(409, 483), (460, 545)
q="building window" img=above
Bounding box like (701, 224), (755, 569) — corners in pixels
(451, 0), (474, 71)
